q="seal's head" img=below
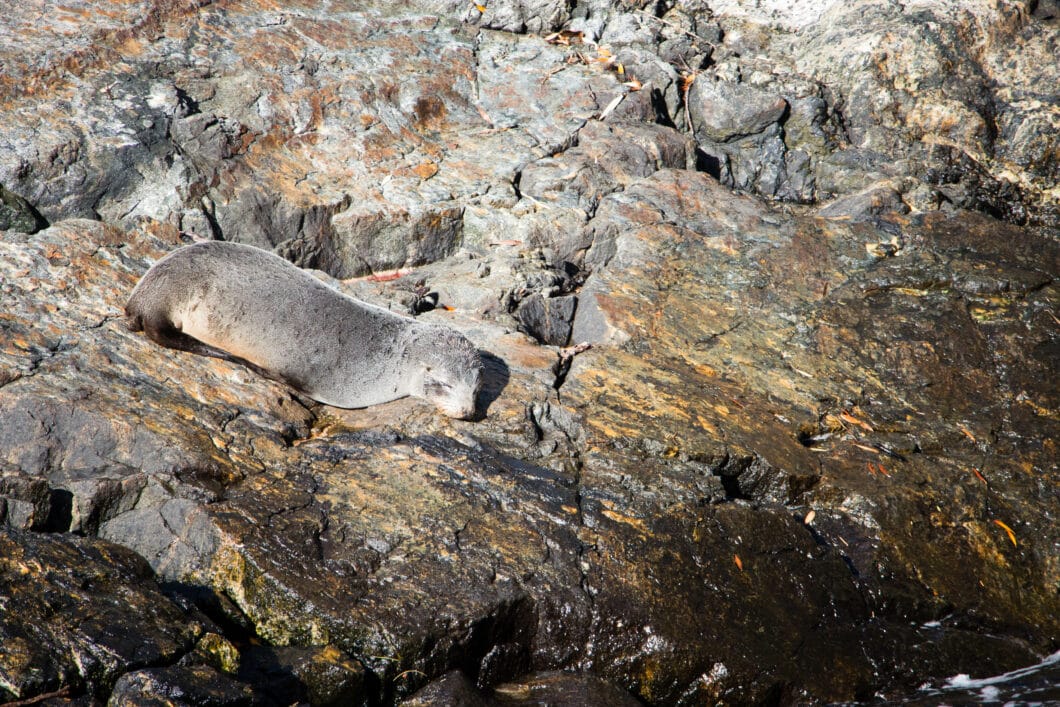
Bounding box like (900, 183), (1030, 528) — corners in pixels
(407, 327), (484, 419)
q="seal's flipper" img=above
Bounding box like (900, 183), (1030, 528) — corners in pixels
(142, 319), (235, 362)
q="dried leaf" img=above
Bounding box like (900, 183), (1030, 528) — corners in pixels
(853, 442), (880, 454)
(839, 411), (874, 432)
(598, 93), (625, 120)
(804, 510), (816, 525)
(993, 519), (1018, 547)
(474, 3), (486, 11)
(875, 463), (891, 477)
(622, 78), (643, 91)
(972, 468), (988, 484)
(593, 48), (616, 68)
(474, 103), (494, 127)
(544, 30), (584, 45)
(734, 554), (743, 571)
(365, 269), (409, 282)
(957, 423), (977, 443)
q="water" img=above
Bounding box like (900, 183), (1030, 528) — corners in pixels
(900, 649), (1060, 706)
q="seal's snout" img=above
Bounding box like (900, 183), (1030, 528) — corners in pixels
(434, 386), (479, 420)
(441, 400), (478, 420)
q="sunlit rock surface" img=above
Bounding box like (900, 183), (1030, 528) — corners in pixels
(1, 0), (1057, 704)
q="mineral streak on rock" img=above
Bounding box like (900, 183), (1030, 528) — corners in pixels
(0, 0), (1058, 705)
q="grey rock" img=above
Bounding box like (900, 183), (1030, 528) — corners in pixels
(516, 294), (577, 346)
(108, 665), (254, 707)
(0, 184), (48, 234)
(472, 0), (572, 34)
(687, 78), (788, 142)
(520, 120), (693, 214)
(0, 473), (52, 530)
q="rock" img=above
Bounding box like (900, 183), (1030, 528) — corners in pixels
(562, 172), (1060, 699)
(817, 181), (911, 222)
(403, 669), (642, 706)
(520, 120), (693, 214)
(1, 1), (1058, 705)
(0, 473), (52, 530)
(688, 79), (788, 143)
(491, 671), (643, 706)
(402, 670), (490, 706)
(789, 0), (1057, 227)
(0, 6), (621, 279)
(0, 184), (48, 234)
(237, 645), (368, 706)
(0, 529), (203, 702)
(108, 665), (254, 707)
(471, 0), (572, 34)
(516, 294), (577, 346)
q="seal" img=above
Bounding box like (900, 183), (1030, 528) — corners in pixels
(125, 241), (483, 419)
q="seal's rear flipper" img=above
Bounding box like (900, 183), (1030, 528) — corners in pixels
(142, 319), (236, 362)
(137, 316), (304, 394)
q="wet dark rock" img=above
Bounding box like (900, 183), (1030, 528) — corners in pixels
(403, 669), (642, 706)
(402, 670), (490, 707)
(0, 529), (203, 702)
(491, 671), (643, 706)
(237, 645), (368, 707)
(108, 665), (255, 707)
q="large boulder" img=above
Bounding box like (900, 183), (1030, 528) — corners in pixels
(0, 0), (1057, 704)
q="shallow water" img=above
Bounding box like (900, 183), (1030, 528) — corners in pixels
(897, 650), (1060, 705)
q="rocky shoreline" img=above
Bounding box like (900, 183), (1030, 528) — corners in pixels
(1, 1), (1057, 704)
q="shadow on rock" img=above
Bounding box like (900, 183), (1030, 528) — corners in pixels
(476, 350), (510, 419)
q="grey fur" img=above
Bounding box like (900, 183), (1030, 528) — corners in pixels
(125, 241), (483, 419)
